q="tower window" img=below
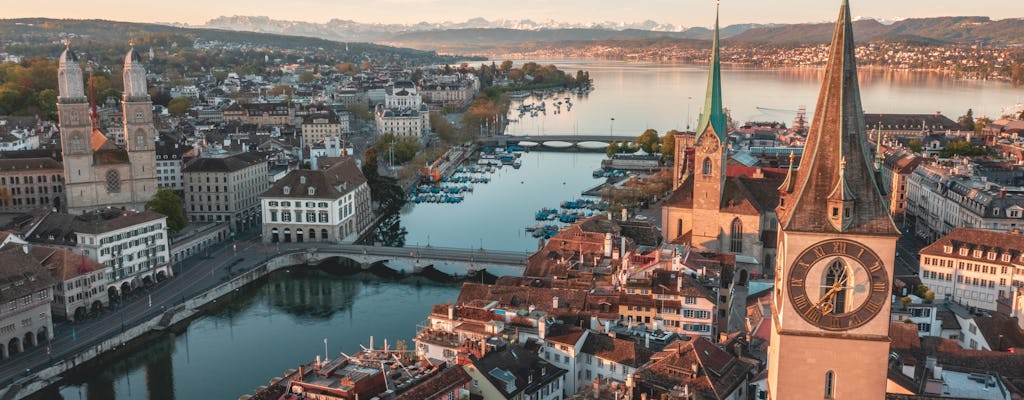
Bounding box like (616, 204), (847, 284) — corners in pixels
(105, 170), (121, 193)
(824, 371), (835, 399)
(702, 158), (712, 175)
(730, 218), (743, 253)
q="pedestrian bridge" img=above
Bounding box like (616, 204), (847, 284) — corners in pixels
(479, 134), (636, 150)
(266, 243), (529, 271)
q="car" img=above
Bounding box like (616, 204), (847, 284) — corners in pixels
(635, 215), (649, 221)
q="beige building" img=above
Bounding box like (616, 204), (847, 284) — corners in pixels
(183, 152), (268, 232)
(768, 2), (900, 399)
(919, 228), (1024, 312)
(300, 113), (347, 145)
(260, 157), (371, 243)
(57, 46), (157, 215)
(0, 233), (55, 359)
(0, 157), (65, 212)
(222, 102), (295, 126)
(30, 245), (109, 322)
(877, 146), (922, 218)
(375, 80), (430, 138)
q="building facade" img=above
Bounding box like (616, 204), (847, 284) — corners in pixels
(906, 162), (1024, 242)
(57, 46), (157, 214)
(374, 80), (430, 137)
(260, 157), (371, 243)
(919, 228), (1024, 312)
(0, 158), (65, 212)
(0, 234), (55, 359)
(769, 2), (900, 399)
(183, 152), (268, 232)
(300, 113), (347, 145)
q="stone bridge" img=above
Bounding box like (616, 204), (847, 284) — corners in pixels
(478, 134), (637, 149)
(268, 243), (529, 271)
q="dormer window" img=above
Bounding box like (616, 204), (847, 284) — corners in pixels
(987, 252), (996, 261)
(299, 175), (307, 185)
(943, 245), (952, 254)
(308, 187), (315, 196)
(972, 249), (982, 258)
(959, 248), (968, 256)
(283, 186), (291, 195)
(1002, 254), (1011, 263)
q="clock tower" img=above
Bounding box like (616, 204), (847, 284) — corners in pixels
(767, 1), (900, 399)
(691, 4), (728, 252)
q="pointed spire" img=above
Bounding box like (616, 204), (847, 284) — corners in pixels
(777, 0), (897, 235)
(694, 2), (727, 142)
(779, 151), (796, 194)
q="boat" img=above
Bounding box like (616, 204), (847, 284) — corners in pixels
(513, 159), (522, 169)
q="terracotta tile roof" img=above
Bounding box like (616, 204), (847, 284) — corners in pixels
(29, 245), (106, 281)
(546, 325), (586, 346)
(638, 337), (754, 399)
(394, 364), (471, 400)
(973, 312), (1024, 351)
(581, 332), (655, 368)
(455, 282), (589, 317)
(0, 246), (56, 302)
(262, 157), (366, 199)
(889, 322), (923, 351)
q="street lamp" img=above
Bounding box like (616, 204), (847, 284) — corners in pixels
(609, 117), (615, 140)
(687, 97), (693, 131)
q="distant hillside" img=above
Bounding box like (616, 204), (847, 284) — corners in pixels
(730, 16), (1024, 45)
(0, 18), (469, 65)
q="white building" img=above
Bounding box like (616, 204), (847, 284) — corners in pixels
(0, 128), (41, 151)
(919, 228), (1024, 312)
(29, 210), (171, 301)
(374, 80), (430, 137)
(905, 162), (1024, 242)
(260, 157), (371, 243)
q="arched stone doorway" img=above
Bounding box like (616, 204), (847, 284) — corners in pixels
(120, 282), (132, 298)
(283, 229), (292, 243)
(142, 275), (154, 287)
(7, 337), (19, 356)
(155, 271), (167, 282)
(108, 286), (120, 303)
(271, 228), (279, 243)
(23, 332), (35, 349)
(91, 301), (103, 313)
(74, 306), (88, 321)
(36, 327), (48, 344)
(738, 269), (749, 286)
(296, 229), (304, 243)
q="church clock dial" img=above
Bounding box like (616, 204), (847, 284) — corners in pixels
(787, 239), (889, 331)
(699, 135), (719, 153)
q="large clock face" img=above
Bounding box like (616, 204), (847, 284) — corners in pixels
(699, 135), (720, 153)
(787, 239), (889, 331)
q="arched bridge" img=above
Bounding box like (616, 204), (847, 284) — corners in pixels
(266, 242), (529, 270)
(479, 135), (637, 149)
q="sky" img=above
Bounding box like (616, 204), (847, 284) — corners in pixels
(5, 0), (1022, 28)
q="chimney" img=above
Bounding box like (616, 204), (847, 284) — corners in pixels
(604, 233), (613, 258)
(448, 304), (455, 320)
(691, 362), (700, 375)
(539, 318), (547, 339)
(590, 316), (600, 331)
(621, 208), (627, 221)
(604, 320), (612, 334)
(677, 275), (683, 292)
(593, 378), (601, 399)
(552, 296), (559, 310)
(620, 236), (626, 259)
(925, 356), (937, 372)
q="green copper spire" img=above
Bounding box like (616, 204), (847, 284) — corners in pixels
(695, 2), (727, 142)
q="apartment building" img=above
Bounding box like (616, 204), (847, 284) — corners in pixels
(919, 228), (1024, 312)
(906, 162), (1024, 242)
(183, 152), (268, 231)
(0, 157), (65, 212)
(260, 157), (371, 243)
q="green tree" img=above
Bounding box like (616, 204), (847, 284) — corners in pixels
(940, 140), (986, 158)
(907, 138), (922, 153)
(376, 133), (422, 165)
(167, 97), (191, 116)
(362, 147), (407, 213)
(606, 141), (619, 158)
(146, 188), (187, 233)
(35, 88), (58, 120)
(957, 108), (975, 131)
(348, 102), (373, 121)
(636, 129), (661, 153)
(662, 130), (680, 161)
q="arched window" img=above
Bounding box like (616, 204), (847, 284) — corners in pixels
(824, 370), (836, 398)
(105, 170), (121, 193)
(702, 158), (712, 175)
(822, 260), (849, 314)
(730, 218), (743, 253)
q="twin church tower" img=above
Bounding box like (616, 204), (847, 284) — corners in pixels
(686, 0), (899, 399)
(57, 45), (158, 214)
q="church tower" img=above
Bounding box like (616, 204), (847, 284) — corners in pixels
(122, 46), (158, 205)
(57, 45), (96, 213)
(690, 4), (729, 252)
(768, 1), (900, 399)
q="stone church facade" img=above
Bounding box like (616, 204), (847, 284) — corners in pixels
(57, 45), (157, 215)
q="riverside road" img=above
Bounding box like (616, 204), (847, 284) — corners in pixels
(0, 236), (529, 393)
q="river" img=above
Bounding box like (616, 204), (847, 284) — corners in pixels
(52, 61), (1024, 399)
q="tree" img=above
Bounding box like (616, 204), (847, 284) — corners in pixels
(957, 108), (975, 131)
(606, 141), (619, 158)
(940, 140), (986, 158)
(907, 138), (922, 153)
(348, 102), (373, 121)
(167, 97), (191, 116)
(362, 147), (407, 213)
(662, 130), (680, 161)
(635, 129), (661, 153)
(146, 188), (187, 234)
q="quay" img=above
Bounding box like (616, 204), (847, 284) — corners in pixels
(0, 240), (527, 399)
